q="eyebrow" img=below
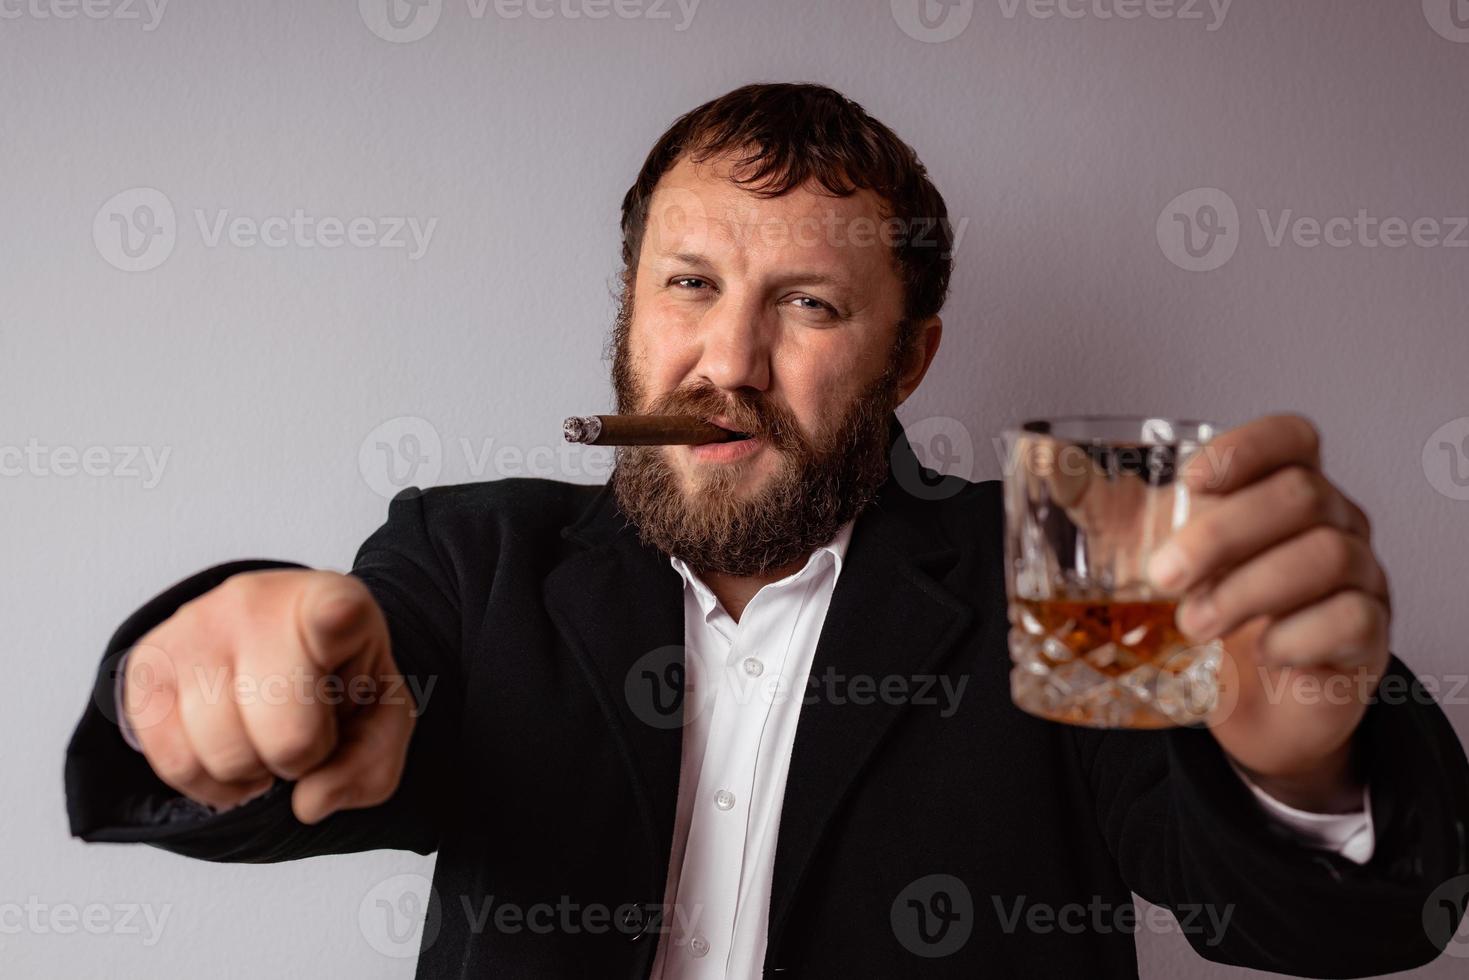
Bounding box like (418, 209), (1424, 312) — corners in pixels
(659, 252), (850, 289)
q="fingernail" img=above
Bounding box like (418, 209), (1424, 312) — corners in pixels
(1148, 544), (1188, 591)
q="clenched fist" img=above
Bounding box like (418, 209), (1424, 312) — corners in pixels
(122, 569), (415, 825)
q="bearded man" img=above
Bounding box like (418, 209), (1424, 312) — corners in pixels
(66, 82), (1469, 979)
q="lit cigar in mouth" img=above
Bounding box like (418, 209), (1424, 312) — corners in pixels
(562, 414), (753, 446)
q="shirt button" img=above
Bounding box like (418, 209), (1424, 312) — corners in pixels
(714, 789), (736, 811)
(741, 657), (763, 677)
(689, 935), (710, 958)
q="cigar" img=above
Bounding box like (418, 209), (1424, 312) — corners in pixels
(562, 414), (749, 446)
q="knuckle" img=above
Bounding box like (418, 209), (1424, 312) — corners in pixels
(1188, 517), (1228, 563)
(1308, 527), (1355, 578)
(359, 767), (399, 806)
(1280, 465), (1324, 519)
(259, 721), (329, 775)
(201, 743), (262, 782)
(1286, 414), (1321, 457)
(150, 746), (204, 788)
(1345, 594), (1381, 639)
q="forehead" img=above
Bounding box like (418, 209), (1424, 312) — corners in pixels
(641, 153), (902, 281)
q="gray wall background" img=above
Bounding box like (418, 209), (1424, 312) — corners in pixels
(4, 0), (1468, 976)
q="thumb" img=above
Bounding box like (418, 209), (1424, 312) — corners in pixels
(290, 690), (415, 825)
(298, 576), (381, 674)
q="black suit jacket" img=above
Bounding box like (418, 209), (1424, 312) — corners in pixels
(66, 414), (1469, 978)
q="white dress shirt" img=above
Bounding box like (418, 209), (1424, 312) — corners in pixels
(650, 519), (1375, 979)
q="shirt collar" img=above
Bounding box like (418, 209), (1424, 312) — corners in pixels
(668, 518), (856, 621)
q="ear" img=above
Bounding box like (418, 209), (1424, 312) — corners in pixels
(894, 316), (943, 408)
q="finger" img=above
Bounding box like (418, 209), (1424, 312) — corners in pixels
(1181, 413), (1321, 494)
(230, 579), (377, 779)
(234, 653), (337, 781)
(1177, 526), (1388, 642)
(1147, 464), (1371, 593)
(138, 679), (272, 810)
(120, 640), (181, 736)
(1257, 590), (1391, 670)
(291, 693), (415, 825)
(1046, 440), (1096, 511)
(174, 665), (270, 784)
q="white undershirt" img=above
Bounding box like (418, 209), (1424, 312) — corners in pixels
(650, 519), (1374, 979)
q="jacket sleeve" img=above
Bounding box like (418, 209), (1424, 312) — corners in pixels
(1070, 652), (1469, 978)
(64, 487), (466, 863)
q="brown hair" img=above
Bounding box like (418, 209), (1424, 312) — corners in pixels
(618, 82), (954, 353)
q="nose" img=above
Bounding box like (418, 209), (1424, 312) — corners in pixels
(693, 291), (771, 395)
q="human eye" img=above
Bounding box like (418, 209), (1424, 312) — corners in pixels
(785, 294), (839, 318)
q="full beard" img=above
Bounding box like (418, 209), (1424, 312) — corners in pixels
(607, 276), (903, 577)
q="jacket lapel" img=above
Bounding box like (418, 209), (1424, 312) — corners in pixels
(764, 415), (979, 957)
(542, 486), (688, 898)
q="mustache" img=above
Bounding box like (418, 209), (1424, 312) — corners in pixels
(647, 385), (805, 452)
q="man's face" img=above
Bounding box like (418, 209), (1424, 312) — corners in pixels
(609, 153), (927, 576)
